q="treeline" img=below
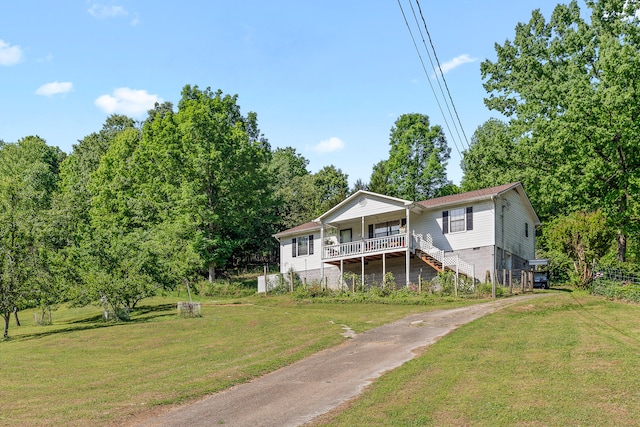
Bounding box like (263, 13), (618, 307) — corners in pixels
(0, 86), (359, 337)
(462, 0), (640, 286)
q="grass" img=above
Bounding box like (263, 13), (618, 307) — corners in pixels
(4, 290), (639, 426)
(0, 293), (471, 426)
(312, 290), (640, 426)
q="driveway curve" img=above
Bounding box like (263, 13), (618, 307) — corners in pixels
(132, 293), (553, 427)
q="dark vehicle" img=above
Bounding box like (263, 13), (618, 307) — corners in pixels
(533, 271), (549, 289)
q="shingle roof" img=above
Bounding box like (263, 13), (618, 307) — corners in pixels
(273, 221), (320, 238)
(417, 182), (521, 209)
(274, 182), (532, 238)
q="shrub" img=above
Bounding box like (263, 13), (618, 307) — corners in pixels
(201, 280), (255, 298)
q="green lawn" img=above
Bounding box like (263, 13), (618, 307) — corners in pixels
(0, 294), (461, 426)
(312, 291), (640, 426)
(3, 291), (638, 426)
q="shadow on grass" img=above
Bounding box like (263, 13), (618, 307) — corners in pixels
(548, 286), (574, 293)
(9, 303), (178, 342)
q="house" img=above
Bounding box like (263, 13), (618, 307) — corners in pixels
(270, 182), (540, 291)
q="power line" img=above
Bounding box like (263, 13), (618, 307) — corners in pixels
(396, 0), (464, 158)
(414, 0), (471, 150)
(408, 0), (467, 152)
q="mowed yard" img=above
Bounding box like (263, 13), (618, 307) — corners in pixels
(2, 291), (640, 426)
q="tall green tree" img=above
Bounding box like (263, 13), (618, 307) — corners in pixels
(268, 147), (312, 229)
(385, 114), (451, 201)
(368, 160), (390, 195)
(173, 85), (274, 280)
(81, 127), (167, 316)
(461, 118), (519, 191)
(0, 137), (62, 337)
(313, 165), (349, 215)
(481, 0), (640, 261)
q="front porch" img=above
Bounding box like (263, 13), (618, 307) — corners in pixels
(322, 233), (409, 264)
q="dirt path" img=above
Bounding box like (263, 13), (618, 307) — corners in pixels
(131, 293), (553, 427)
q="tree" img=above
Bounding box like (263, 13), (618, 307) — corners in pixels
(350, 178), (369, 194)
(0, 137), (62, 337)
(481, 0), (640, 261)
(461, 119), (519, 191)
(368, 160), (391, 195)
(543, 210), (613, 288)
(313, 165), (349, 215)
(79, 127), (168, 317)
(268, 147), (313, 229)
(171, 85), (273, 281)
(385, 114), (451, 201)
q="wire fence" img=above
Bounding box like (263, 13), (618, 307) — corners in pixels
(593, 268), (640, 285)
(592, 266), (640, 303)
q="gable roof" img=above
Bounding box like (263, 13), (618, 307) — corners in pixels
(274, 182), (540, 238)
(418, 182), (540, 225)
(417, 182), (521, 208)
(316, 190), (413, 222)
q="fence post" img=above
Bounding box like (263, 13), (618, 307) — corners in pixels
(264, 265), (268, 296)
(493, 270), (497, 299)
(509, 269), (513, 294)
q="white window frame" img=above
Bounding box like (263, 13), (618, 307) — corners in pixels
(449, 208), (466, 233)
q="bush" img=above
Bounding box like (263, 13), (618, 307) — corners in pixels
(592, 278), (640, 303)
(201, 280), (255, 298)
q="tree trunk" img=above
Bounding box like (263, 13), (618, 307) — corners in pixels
(208, 263), (216, 282)
(617, 232), (627, 263)
(13, 307), (20, 327)
(3, 312), (9, 338)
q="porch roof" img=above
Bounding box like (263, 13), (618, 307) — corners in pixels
(314, 190), (416, 223)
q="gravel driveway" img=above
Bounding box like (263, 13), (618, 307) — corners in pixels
(131, 293), (552, 427)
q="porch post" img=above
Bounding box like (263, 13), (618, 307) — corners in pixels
(382, 253), (386, 286)
(340, 259), (344, 290)
(361, 255), (365, 289)
(405, 207), (410, 286)
(320, 222), (324, 285)
(361, 216), (365, 241)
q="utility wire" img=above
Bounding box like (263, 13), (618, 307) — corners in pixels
(414, 0), (471, 150)
(407, 0), (467, 153)
(397, 0), (463, 158)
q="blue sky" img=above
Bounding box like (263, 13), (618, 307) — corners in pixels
(1, 0), (571, 186)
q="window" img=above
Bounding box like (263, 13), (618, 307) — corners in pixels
(442, 207), (473, 234)
(291, 235), (314, 257)
(340, 229), (352, 243)
(449, 208), (465, 232)
(525, 222), (529, 238)
(371, 219), (406, 238)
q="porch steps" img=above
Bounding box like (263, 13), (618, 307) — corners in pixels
(412, 233), (475, 280)
(416, 250), (471, 278)
(417, 251), (443, 272)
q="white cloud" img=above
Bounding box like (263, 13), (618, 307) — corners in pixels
(88, 3), (128, 19)
(0, 39), (24, 66)
(435, 54), (477, 76)
(95, 87), (162, 115)
(310, 137), (345, 153)
(35, 81), (74, 96)
(37, 53), (54, 63)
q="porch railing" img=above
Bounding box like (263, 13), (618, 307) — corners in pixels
(322, 234), (407, 260)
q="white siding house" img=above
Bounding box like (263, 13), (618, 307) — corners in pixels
(271, 182), (540, 290)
